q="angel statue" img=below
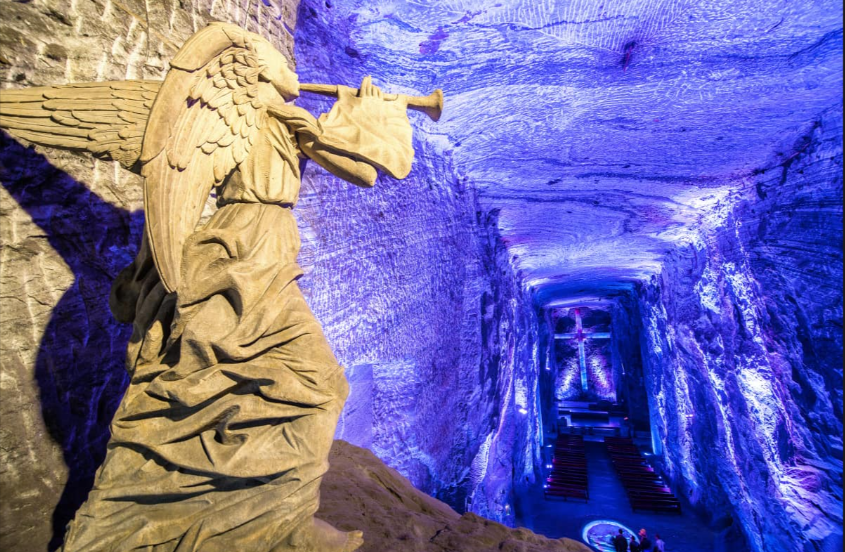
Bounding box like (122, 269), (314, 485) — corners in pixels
(0, 22), (442, 552)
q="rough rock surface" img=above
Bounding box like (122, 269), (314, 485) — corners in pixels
(293, 2), (842, 551)
(636, 105), (843, 552)
(289, 0), (842, 303)
(2, 0), (547, 550)
(295, 3), (548, 526)
(1, 1), (841, 552)
(0, 1), (298, 550)
(318, 440), (591, 552)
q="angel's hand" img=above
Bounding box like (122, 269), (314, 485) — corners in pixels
(357, 76), (383, 99)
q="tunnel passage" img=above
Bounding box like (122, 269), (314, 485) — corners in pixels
(0, 2), (840, 552)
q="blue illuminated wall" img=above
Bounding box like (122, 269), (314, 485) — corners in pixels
(292, 3), (546, 525)
(0, 2), (841, 552)
(584, 341), (616, 401)
(636, 107), (843, 552)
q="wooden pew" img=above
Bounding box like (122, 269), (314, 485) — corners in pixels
(630, 498), (682, 514)
(544, 484), (589, 502)
(602, 436), (681, 514)
(545, 435), (589, 502)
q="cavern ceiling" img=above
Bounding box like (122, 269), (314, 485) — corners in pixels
(0, 2), (840, 551)
(301, 0), (842, 306)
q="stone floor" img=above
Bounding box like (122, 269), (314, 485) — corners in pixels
(514, 438), (719, 552)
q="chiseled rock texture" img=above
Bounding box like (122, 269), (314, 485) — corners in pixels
(294, 2), (548, 527)
(1, 0), (547, 550)
(318, 440), (591, 552)
(636, 105), (843, 552)
(1, 1), (842, 552)
(299, 0), (842, 305)
(297, 1), (842, 551)
(0, 1), (298, 550)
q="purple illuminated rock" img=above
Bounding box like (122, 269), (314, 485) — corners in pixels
(635, 107), (843, 552)
(294, 2), (549, 527)
(0, 1), (840, 552)
(293, 2), (842, 551)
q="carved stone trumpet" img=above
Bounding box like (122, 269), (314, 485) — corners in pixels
(299, 83), (444, 122)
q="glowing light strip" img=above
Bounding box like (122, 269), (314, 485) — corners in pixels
(578, 339), (588, 392)
(575, 309), (589, 392)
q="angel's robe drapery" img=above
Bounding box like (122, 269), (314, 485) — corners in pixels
(59, 85), (414, 550)
(60, 119), (350, 551)
(61, 203), (348, 551)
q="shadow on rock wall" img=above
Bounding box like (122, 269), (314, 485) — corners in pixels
(0, 133), (139, 550)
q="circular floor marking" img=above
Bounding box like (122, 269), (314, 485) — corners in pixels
(582, 519), (638, 551)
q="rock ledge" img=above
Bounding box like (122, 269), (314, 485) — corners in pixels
(318, 441), (591, 552)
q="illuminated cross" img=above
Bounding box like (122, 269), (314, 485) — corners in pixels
(554, 308), (611, 393)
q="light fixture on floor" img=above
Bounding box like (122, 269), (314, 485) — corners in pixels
(582, 519), (637, 552)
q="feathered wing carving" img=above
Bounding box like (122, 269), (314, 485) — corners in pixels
(140, 23), (268, 294)
(0, 23), (277, 294)
(0, 81), (161, 171)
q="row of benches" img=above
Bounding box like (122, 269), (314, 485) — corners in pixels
(559, 423), (623, 437)
(605, 436), (682, 514)
(544, 434), (589, 502)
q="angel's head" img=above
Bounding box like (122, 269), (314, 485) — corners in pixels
(253, 39), (299, 102)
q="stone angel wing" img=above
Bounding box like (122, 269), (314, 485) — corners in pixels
(139, 23), (269, 294)
(0, 81), (161, 171)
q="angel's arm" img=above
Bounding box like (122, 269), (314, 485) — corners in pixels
(300, 77), (413, 183)
(298, 136), (377, 188)
(298, 77), (386, 187)
(258, 83), (377, 187)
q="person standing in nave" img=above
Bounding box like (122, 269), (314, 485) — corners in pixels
(653, 533), (666, 552)
(612, 528), (629, 552)
(622, 416), (633, 438)
(638, 528), (652, 551)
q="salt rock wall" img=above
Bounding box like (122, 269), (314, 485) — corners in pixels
(0, 2), (547, 551)
(637, 106), (843, 552)
(294, 2), (544, 524)
(0, 1), (298, 550)
(610, 296), (650, 432)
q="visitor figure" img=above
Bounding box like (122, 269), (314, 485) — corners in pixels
(622, 416), (634, 439)
(0, 22), (440, 552)
(612, 528), (629, 552)
(629, 534), (641, 552)
(653, 533), (666, 552)
(638, 528), (652, 551)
